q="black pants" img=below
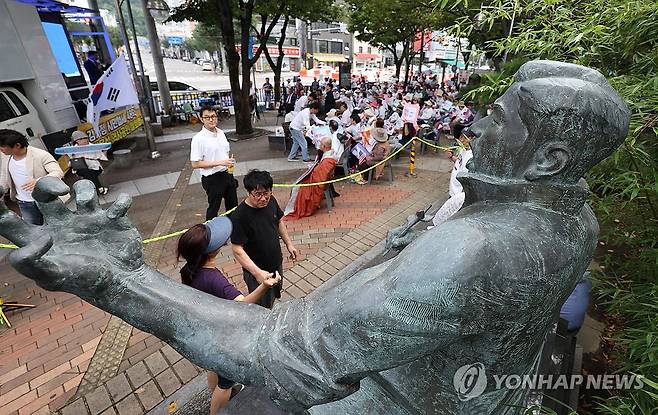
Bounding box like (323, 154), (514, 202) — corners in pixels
(201, 171), (238, 220)
(76, 168), (103, 189)
(243, 265), (283, 309)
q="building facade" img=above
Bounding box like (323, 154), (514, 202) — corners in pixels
(303, 22), (352, 69)
(353, 36), (383, 71)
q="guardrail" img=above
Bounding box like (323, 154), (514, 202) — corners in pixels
(152, 86), (310, 115)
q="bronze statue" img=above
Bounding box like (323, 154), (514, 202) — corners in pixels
(0, 61), (629, 414)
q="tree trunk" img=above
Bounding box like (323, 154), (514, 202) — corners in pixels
(263, 15), (289, 105)
(219, 41), (227, 73)
(237, 9), (254, 135)
(403, 42), (411, 86)
(418, 32), (425, 75)
(388, 45), (403, 81)
(216, 0), (252, 134)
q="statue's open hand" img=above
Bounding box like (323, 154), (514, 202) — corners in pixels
(385, 225), (416, 251)
(0, 178), (144, 296)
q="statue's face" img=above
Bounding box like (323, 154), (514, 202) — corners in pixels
(468, 85), (529, 179)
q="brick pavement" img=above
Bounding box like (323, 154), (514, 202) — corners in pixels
(1, 142), (450, 414)
(0, 187), (173, 414)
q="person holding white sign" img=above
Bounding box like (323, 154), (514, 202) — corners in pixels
(288, 102), (325, 162)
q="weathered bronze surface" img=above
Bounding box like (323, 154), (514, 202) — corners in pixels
(0, 61), (629, 414)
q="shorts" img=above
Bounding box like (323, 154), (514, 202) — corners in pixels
(217, 374), (235, 390)
(243, 265), (283, 308)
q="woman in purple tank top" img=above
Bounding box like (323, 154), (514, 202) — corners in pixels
(177, 217), (281, 414)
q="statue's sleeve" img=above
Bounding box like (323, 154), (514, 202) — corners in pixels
(256, 233), (475, 411)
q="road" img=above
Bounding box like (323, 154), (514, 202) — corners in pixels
(138, 53), (300, 91)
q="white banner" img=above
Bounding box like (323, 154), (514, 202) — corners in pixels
(86, 54), (139, 134)
(402, 102), (420, 127)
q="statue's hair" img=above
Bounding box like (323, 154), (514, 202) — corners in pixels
(514, 61), (630, 182)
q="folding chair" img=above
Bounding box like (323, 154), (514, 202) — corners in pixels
(367, 160), (394, 184)
(324, 186), (334, 212)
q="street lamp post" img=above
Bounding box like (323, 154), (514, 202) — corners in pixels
(307, 21), (313, 68)
(142, 0), (173, 116)
(114, 0), (159, 158)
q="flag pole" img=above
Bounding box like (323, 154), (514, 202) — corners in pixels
(114, 0), (160, 159)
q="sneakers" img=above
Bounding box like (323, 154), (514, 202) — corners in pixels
(287, 158), (299, 162)
(230, 383), (245, 400)
(97, 187), (109, 195)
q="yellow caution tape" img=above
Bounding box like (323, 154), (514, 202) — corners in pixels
(273, 139), (412, 188)
(141, 206), (237, 245)
(0, 206), (238, 250)
(414, 137), (458, 152)
(1, 136), (452, 249)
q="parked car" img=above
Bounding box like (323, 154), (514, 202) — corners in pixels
(0, 87), (47, 146)
(201, 61), (213, 71)
(150, 81), (198, 92)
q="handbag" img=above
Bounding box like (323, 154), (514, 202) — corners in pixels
(70, 157), (88, 170)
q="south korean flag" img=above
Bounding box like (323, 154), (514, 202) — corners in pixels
(86, 54), (139, 134)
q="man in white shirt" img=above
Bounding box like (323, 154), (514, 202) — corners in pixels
(190, 107), (237, 220)
(338, 102), (352, 128)
(327, 120), (345, 161)
(288, 102), (324, 162)
(0, 129), (64, 225)
(293, 93), (308, 114)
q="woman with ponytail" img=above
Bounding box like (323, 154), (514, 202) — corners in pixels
(177, 216), (281, 414)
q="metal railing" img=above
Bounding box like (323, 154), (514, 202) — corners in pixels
(152, 89), (275, 114)
(152, 86), (311, 115)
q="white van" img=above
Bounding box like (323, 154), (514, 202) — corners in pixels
(0, 87), (47, 147)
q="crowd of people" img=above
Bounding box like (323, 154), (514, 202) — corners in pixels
(272, 72), (482, 213)
(277, 73), (480, 182)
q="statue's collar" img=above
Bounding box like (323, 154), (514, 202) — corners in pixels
(459, 173), (589, 216)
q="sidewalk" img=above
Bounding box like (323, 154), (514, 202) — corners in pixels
(0, 112), (454, 415)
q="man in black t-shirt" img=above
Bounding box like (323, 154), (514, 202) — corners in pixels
(230, 170), (298, 308)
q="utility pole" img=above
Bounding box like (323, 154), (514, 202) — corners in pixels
(418, 31), (425, 75)
(140, 0), (173, 115)
(115, 0), (159, 158)
(307, 21), (313, 69)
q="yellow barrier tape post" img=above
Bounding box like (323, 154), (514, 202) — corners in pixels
(0, 142), (417, 251)
(405, 137), (418, 178)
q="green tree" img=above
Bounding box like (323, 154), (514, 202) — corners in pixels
(170, 0), (283, 134)
(347, 0), (446, 83)
(98, 0), (147, 37)
(254, 0), (340, 103)
(347, 0), (415, 81)
(188, 22), (224, 72)
(107, 26), (124, 52)
(454, 1), (657, 412)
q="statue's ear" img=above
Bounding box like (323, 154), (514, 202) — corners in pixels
(524, 141), (571, 181)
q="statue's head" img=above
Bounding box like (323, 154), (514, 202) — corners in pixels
(468, 60), (630, 185)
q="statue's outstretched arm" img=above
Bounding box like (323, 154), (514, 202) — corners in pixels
(254, 223), (479, 411)
(0, 178), (268, 386)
